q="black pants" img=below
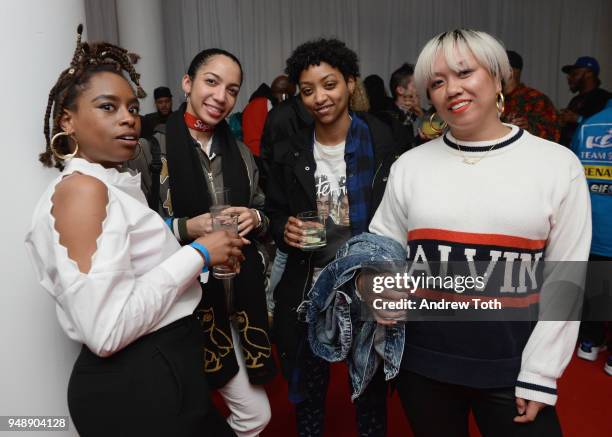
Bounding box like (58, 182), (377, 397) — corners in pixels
(396, 370), (562, 437)
(580, 253), (612, 348)
(67, 316), (234, 437)
(295, 344), (388, 437)
(580, 321), (612, 348)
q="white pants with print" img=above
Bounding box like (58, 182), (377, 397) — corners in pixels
(217, 321), (271, 437)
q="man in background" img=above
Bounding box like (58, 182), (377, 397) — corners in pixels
(363, 66), (418, 150)
(389, 63), (424, 135)
(242, 75), (296, 158)
(572, 100), (612, 375)
(141, 86), (173, 139)
(559, 56), (611, 146)
(502, 50), (560, 142)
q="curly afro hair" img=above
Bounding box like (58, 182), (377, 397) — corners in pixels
(285, 38), (359, 84)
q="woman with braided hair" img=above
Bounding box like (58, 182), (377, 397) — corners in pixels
(25, 25), (242, 436)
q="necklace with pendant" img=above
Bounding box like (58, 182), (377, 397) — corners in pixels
(445, 128), (523, 165)
(456, 142), (497, 165)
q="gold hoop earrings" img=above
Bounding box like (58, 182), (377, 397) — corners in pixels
(428, 112), (448, 134)
(496, 92), (505, 115)
(50, 131), (79, 161)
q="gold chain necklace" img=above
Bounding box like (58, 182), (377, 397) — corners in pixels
(456, 142), (498, 165)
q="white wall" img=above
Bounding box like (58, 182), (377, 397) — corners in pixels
(116, 0), (167, 114)
(0, 1), (85, 436)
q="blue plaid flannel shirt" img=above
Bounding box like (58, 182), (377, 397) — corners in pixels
(345, 113), (375, 236)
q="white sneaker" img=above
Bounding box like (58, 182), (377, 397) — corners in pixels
(577, 340), (606, 361)
(605, 355), (612, 376)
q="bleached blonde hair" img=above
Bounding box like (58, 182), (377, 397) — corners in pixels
(414, 29), (511, 102)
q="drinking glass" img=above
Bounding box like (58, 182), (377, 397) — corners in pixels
(211, 211), (239, 279)
(211, 187), (230, 207)
(297, 211), (326, 251)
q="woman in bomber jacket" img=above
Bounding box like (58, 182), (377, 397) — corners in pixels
(128, 48), (275, 437)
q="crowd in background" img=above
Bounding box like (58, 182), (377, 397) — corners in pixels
(26, 24), (611, 437)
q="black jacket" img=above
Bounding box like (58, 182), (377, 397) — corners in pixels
(264, 112), (402, 377)
(370, 104), (418, 151)
(259, 97), (314, 191)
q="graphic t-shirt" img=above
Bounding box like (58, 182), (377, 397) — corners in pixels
(312, 138), (351, 269)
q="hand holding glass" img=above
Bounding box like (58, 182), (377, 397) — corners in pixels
(296, 211), (326, 250)
(211, 210), (239, 278)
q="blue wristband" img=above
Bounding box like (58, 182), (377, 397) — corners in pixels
(189, 242), (211, 273)
(164, 217), (173, 229)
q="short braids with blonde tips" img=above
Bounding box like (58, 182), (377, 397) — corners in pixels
(41, 24), (146, 170)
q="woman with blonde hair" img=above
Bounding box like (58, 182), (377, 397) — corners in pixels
(368, 29), (590, 436)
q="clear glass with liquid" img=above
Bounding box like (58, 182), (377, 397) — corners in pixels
(211, 212), (239, 279)
(297, 211), (327, 251)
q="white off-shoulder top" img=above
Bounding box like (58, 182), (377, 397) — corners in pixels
(25, 158), (203, 357)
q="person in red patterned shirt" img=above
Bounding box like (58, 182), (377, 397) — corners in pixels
(502, 50), (561, 142)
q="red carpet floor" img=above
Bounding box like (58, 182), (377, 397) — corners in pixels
(214, 350), (612, 436)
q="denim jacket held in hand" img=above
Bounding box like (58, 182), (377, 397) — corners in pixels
(302, 232), (407, 400)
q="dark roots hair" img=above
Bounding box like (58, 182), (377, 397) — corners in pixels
(284, 38), (359, 85)
(41, 24), (146, 170)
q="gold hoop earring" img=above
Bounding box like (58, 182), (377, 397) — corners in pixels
(50, 131), (79, 161)
(428, 112), (448, 134)
(496, 92), (505, 114)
